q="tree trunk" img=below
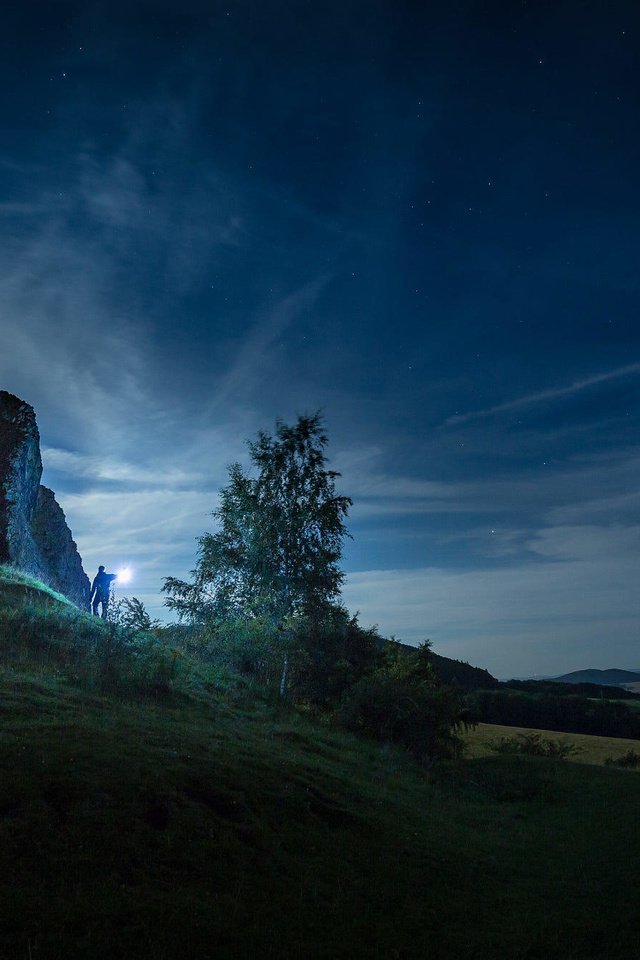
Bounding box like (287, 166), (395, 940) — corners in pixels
(279, 655), (288, 697)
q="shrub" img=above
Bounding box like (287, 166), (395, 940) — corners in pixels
(0, 595), (194, 700)
(194, 615), (293, 693)
(604, 749), (640, 769)
(337, 643), (472, 763)
(289, 607), (380, 705)
(107, 596), (161, 631)
(490, 732), (580, 760)
(83, 623), (192, 698)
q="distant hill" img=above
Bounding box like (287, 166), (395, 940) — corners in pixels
(551, 669), (640, 687)
(430, 651), (500, 690)
(387, 639), (500, 689)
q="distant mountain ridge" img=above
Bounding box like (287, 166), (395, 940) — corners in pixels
(550, 669), (640, 686)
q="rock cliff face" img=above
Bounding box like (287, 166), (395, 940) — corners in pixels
(0, 391), (90, 608)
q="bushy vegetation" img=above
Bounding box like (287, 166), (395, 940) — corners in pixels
(504, 678), (640, 701)
(338, 641), (472, 762)
(604, 749), (640, 769)
(0, 572), (199, 701)
(490, 731), (581, 760)
(3, 560), (640, 955)
(466, 687), (640, 740)
(429, 651), (500, 689)
(1, 570), (467, 768)
(108, 594), (162, 631)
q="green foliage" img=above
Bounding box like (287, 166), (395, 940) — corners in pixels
(185, 606), (381, 707)
(338, 642), (472, 762)
(429, 650), (500, 689)
(288, 605), (380, 705)
(466, 687), (640, 739)
(0, 581), (193, 700)
(604, 748), (640, 768)
(108, 594), (161, 631)
(195, 614), (297, 692)
(87, 623), (193, 699)
(490, 732), (581, 760)
(5, 671), (640, 960)
(378, 637), (439, 684)
(163, 412), (351, 627)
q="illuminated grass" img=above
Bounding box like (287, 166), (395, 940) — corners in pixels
(0, 563), (76, 608)
(0, 567), (201, 701)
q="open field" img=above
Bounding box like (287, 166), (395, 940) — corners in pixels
(464, 721), (640, 768)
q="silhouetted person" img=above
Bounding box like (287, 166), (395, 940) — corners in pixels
(90, 565), (117, 618)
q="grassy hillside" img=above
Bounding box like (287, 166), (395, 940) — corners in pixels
(0, 564), (76, 607)
(2, 573), (640, 959)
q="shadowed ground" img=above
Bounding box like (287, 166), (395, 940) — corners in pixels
(1, 571), (639, 959)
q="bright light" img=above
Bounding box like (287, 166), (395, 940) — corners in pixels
(116, 567), (133, 585)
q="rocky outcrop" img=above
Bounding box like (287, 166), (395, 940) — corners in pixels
(0, 391), (90, 609)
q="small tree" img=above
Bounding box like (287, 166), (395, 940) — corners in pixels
(108, 595), (161, 632)
(338, 641), (472, 763)
(163, 413), (352, 690)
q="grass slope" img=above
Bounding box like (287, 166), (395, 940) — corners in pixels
(2, 574), (640, 959)
(0, 564), (76, 608)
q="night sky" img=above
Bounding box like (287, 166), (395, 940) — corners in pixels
(1, 1), (638, 677)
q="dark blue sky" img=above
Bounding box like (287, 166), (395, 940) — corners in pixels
(1, 0), (638, 676)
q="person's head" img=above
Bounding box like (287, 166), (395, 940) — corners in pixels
(98, 565), (105, 573)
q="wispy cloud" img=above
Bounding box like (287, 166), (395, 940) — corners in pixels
(337, 442), (640, 527)
(444, 361), (640, 427)
(343, 522), (640, 676)
(42, 447), (205, 488)
(61, 487), (217, 612)
(204, 275), (330, 415)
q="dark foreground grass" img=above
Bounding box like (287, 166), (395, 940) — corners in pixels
(2, 671), (640, 960)
(1, 574), (640, 959)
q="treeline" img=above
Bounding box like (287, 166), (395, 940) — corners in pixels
(502, 679), (640, 700)
(466, 688), (640, 739)
(430, 652), (500, 690)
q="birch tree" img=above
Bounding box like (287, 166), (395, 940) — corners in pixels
(163, 413), (351, 689)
